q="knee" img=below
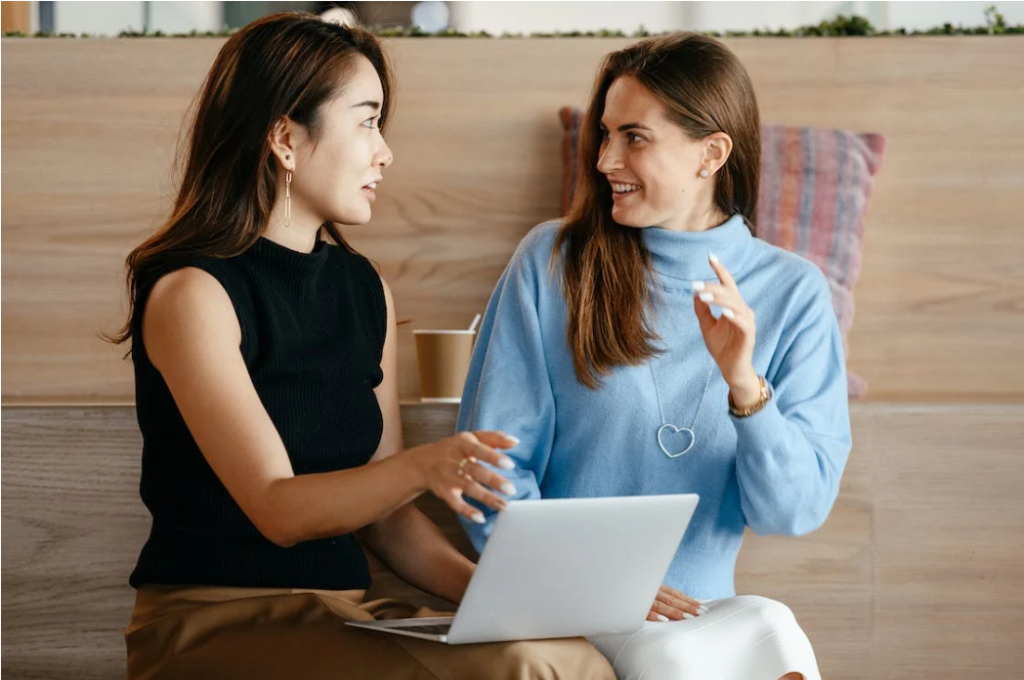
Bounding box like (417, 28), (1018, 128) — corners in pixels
(734, 595), (799, 630)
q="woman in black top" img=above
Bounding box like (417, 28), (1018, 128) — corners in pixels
(112, 13), (613, 680)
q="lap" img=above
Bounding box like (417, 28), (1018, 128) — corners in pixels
(588, 595), (820, 680)
(126, 586), (613, 680)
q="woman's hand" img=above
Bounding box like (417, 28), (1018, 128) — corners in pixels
(692, 253), (762, 408)
(403, 431), (519, 525)
(647, 584), (710, 622)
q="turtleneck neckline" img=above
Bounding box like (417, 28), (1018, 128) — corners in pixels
(642, 214), (753, 287)
(251, 235), (330, 271)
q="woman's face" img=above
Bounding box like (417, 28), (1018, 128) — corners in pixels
(291, 55), (393, 226)
(597, 76), (718, 232)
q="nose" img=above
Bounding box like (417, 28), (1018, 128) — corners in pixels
(596, 138), (623, 175)
(376, 138), (394, 170)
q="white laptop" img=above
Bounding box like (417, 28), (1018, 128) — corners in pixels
(346, 494), (699, 644)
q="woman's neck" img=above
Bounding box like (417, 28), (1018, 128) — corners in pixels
(264, 200), (322, 254)
(657, 201), (730, 233)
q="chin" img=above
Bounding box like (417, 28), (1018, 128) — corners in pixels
(334, 208), (372, 226)
(610, 206), (647, 229)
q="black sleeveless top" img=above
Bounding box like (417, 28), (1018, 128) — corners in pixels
(129, 237), (386, 590)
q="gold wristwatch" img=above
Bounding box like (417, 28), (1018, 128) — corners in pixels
(728, 375), (772, 418)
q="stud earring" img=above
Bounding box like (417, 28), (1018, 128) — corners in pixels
(700, 169), (709, 178)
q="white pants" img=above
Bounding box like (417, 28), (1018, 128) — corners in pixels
(588, 596), (821, 680)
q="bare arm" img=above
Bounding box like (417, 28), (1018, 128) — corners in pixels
(143, 267), (515, 549)
(355, 277), (478, 603)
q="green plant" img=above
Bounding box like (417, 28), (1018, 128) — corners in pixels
(4, 5), (1021, 40)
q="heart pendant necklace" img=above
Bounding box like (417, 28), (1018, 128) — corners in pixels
(650, 360), (715, 459)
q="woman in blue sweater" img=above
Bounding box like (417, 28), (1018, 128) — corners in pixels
(458, 33), (851, 680)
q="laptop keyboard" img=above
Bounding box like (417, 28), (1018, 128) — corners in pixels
(398, 622), (453, 636)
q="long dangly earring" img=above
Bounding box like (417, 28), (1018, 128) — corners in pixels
(285, 165), (292, 229)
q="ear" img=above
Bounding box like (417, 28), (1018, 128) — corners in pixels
(268, 117), (298, 171)
(702, 132), (734, 175)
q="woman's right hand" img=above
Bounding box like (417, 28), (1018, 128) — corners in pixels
(404, 431), (519, 524)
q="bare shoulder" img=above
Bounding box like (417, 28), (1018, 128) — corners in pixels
(143, 267), (241, 366)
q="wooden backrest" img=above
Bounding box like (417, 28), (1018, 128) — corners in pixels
(3, 37), (1023, 405)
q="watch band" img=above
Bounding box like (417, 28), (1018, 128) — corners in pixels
(729, 375), (772, 418)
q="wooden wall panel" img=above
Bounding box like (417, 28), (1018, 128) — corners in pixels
(3, 38), (1024, 403)
(4, 403), (1024, 679)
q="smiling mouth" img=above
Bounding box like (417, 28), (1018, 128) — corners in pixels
(611, 182), (643, 194)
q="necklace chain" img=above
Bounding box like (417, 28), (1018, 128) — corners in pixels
(649, 359), (715, 458)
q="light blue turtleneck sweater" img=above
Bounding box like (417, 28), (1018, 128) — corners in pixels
(457, 215), (852, 599)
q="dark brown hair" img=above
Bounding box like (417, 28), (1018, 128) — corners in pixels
(109, 12), (393, 345)
(556, 33), (761, 388)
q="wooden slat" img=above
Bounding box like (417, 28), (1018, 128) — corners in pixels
(4, 403), (1024, 679)
(1, 407), (147, 679)
(2, 38), (1023, 404)
(870, 404), (1024, 677)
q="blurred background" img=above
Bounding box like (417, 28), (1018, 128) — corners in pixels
(4, 0), (1024, 36)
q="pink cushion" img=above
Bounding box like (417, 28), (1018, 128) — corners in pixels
(559, 107), (885, 398)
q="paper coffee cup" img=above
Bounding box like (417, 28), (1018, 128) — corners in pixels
(413, 329), (476, 403)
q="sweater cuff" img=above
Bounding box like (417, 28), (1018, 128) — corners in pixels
(728, 394), (788, 451)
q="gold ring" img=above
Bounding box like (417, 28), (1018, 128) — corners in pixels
(456, 457), (472, 476)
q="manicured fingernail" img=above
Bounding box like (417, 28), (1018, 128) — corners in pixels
(472, 513), (486, 524)
(498, 457), (515, 470)
(708, 252), (719, 264)
(683, 612), (697, 620)
(699, 292), (714, 303)
(506, 434), (521, 445)
(721, 308), (735, 319)
(698, 605), (710, 614)
(656, 614), (669, 623)
(691, 280), (706, 291)
(501, 482), (517, 496)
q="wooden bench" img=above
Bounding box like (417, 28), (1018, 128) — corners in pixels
(5, 403), (1024, 679)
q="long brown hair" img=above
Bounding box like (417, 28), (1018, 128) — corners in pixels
(556, 33), (761, 389)
(108, 13), (393, 346)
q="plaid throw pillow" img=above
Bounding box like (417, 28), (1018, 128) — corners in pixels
(559, 107), (885, 397)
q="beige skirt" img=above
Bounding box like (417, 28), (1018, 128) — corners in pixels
(125, 584), (614, 680)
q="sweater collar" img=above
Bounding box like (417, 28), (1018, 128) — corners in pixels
(641, 214), (753, 285)
(251, 235), (330, 272)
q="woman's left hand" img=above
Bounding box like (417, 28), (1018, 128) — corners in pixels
(692, 254), (761, 405)
(647, 584), (708, 622)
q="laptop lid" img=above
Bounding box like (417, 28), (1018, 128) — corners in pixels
(447, 494), (698, 644)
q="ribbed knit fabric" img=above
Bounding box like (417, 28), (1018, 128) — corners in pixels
(129, 236), (387, 590)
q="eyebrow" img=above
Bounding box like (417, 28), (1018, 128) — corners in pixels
(350, 100), (381, 111)
(600, 120), (653, 132)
